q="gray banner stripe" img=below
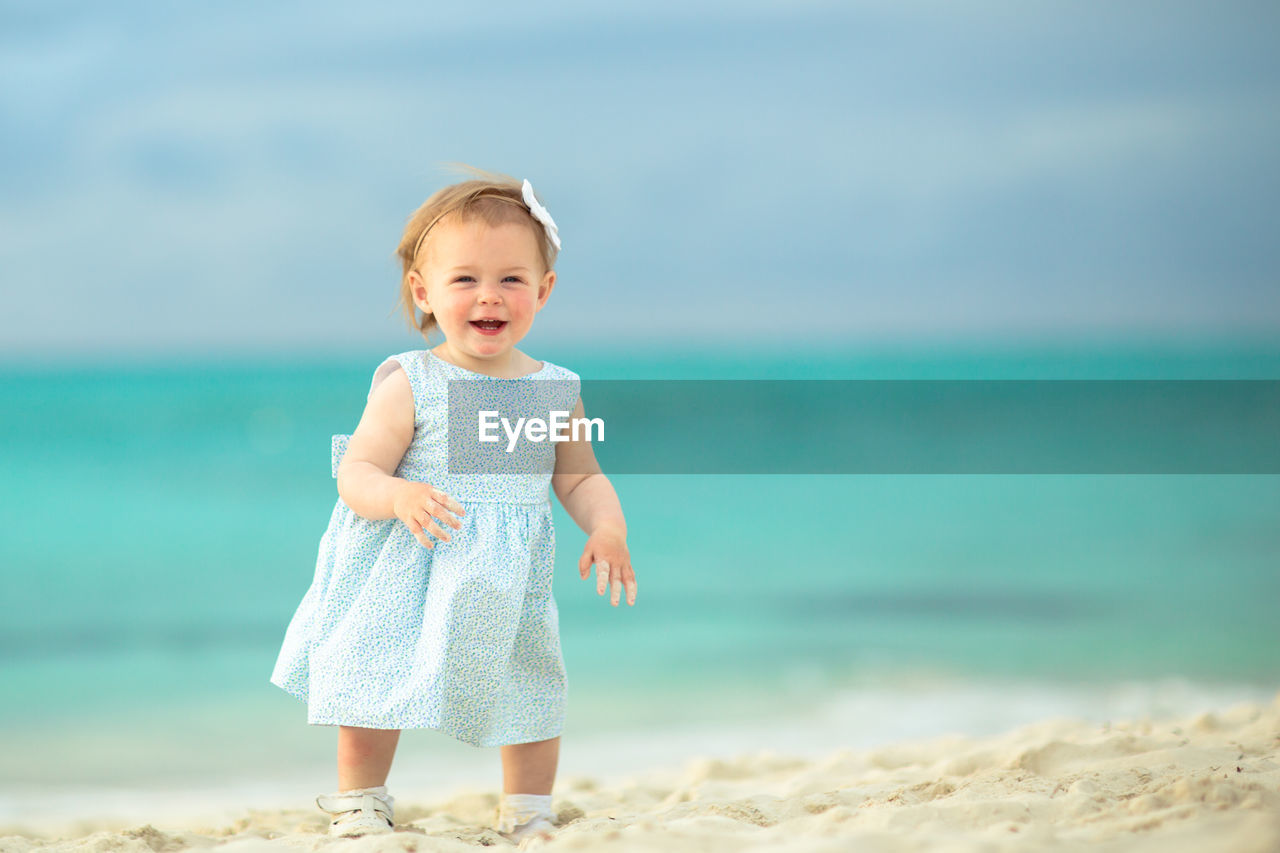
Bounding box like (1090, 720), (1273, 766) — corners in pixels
(445, 380), (1280, 474)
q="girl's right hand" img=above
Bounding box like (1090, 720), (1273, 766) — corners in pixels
(392, 480), (466, 548)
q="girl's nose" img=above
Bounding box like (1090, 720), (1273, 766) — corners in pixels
(477, 283), (503, 303)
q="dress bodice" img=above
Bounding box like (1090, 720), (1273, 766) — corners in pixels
(330, 350), (581, 505)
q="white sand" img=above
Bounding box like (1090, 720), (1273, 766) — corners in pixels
(3, 691), (1278, 853)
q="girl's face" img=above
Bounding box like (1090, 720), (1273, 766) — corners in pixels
(409, 216), (555, 368)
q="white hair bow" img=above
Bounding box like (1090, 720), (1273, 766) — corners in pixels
(521, 179), (562, 251)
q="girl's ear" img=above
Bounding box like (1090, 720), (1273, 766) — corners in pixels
(408, 270), (431, 313)
(536, 270), (556, 311)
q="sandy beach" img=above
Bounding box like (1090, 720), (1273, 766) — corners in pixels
(3, 691), (1277, 853)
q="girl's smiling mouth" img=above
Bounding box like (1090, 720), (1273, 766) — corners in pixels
(470, 319), (508, 334)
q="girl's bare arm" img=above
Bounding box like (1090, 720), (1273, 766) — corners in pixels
(336, 368), (416, 519)
(553, 398), (636, 606)
(336, 368), (464, 543)
(551, 399), (624, 533)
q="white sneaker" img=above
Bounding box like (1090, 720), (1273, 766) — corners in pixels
(500, 814), (556, 849)
(496, 793), (556, 848)
(316, 786), (395, 837)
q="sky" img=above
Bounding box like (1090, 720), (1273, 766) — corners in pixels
(2, 1), (1278, 363)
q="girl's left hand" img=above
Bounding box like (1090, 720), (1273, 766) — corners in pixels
(579, 527), (637, 607)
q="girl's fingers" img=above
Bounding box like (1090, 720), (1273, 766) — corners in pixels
(585, 556), (637, 606)
(403, 487), (465, 547)
(408, 518), (434, 549)
(423, 497), (462, 531)
(430, 489), (466, 522)
(420, 515), (451, 543)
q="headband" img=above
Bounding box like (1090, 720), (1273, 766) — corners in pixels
(410, 178), (561, 265)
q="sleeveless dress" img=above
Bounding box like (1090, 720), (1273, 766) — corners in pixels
(269, 349), (581, 747)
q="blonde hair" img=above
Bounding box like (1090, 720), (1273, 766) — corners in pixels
(393, 165), (560, 340)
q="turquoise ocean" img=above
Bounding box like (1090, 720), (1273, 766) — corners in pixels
(1, 342), (1277, 824)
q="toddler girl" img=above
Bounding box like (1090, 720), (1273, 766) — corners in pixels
(270, 168), (637, 847)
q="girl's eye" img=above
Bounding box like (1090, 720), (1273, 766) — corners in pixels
(502, 276), (525, 284)
(452, 276), (476, 284)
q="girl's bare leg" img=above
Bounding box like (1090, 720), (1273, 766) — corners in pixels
(337, 725), (401, 790)
(499, 735), (560, 794)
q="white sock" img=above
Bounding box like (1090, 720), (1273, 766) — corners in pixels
(335, 785), (393, 811)
(498, 793), (554, 837)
